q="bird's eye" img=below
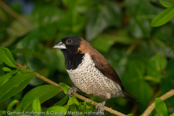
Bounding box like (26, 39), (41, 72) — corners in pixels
(66, 39), (72, 44)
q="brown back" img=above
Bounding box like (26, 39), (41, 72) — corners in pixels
(78, 38), (124, 89)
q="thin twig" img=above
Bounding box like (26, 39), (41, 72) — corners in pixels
(142, 89), (174, 116)
(16, 62), (127, 116)
(0, 0), (31, 27)
(126, 43), (137, 55)
(16, 63), (61, 88)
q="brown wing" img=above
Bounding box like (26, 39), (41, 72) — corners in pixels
(77, 38), (140, 102)
(91, 54), (124, 90)
(78, 38), (124, 89)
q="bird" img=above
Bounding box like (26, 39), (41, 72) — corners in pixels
(53, 36), (138, 112)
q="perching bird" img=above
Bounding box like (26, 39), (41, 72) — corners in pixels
(54, 36), (138, 112)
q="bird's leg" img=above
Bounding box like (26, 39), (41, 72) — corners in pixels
(68, 87), (78, 98)
(95, 99), (107, 112)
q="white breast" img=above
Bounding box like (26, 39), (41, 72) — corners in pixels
(67, 53), (123, 99)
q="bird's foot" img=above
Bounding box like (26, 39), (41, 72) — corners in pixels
(68, 87), (78, 98)
(95, 101), (106, 112)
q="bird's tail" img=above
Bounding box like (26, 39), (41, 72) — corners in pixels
(122, 91), (139, 104)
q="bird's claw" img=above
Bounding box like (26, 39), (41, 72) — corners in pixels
(68, 87), (78, 98)
(95, 101), (105, 112)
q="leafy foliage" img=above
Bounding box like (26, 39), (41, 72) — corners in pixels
(0, 47), (17, 68)
(155, 98), (168, 116)
(151, 0), (174, 27)
(0, 0), (174, 115)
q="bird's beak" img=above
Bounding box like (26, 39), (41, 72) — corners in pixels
(53, 41), (66, 49)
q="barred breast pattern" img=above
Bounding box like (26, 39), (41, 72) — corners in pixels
(67, 53), (123, 99)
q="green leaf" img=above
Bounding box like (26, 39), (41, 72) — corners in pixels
(0, 73), (12, 87)
(151, 7), (174, 27)
(113, 30), (136, 44)
(79, 101), (95, 112)
(153, 24), (173, 50)
(59, 83), (70, 94)
(86, 1), (121, 40)
(7, 100), (19, 111)
(160, 0), (174, 8)
(146, 53), (167, 81)
(55, 95), (69, 106)
(155, 113), (163, 116)
(0, 56), (3, 65)
(160, 60), (174, 102)
(64, 95), (79, 110)
(168, 0), (174, 2)
(62, 0), (77, 9)
(127, 114), (133, 116)
(75, 0), (93, 13)
(144, 76), (161, 83)
(122, 65), (153, 104)
(0, 47), (17, 68)
(32, 6), (63, 26)
(2, 67), (12, 72)
(0, 73), (34, 103)
(57, 9), (86, 33)
(91, 35), (114, 52)
(127, 59), (145, 76)
(25, 49), (33, 67)
(11, 49), (48, 62)
(170, 113), (174, 116)
(44, 106), (67, 116)
(91, 31), (135, 52)
(126, 0), (160, 38)
(69, 105), (79, 116)
(67, 96), (79, 106)
(32, 98), (41, 116)
(127, 79), (153, 104)
(155, 98), (168, 115)
(16, 30), (40, 49)
(62, 0), (93, 13)
(58, 0), (86, 33)
(15, 85), (61, 111)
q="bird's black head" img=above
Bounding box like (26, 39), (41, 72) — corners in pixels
(54, 36), (82, 55)
(54, 36), (85, 70)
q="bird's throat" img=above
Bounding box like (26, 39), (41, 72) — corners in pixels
(63, 51), (85, 70)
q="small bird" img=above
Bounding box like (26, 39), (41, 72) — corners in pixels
(54, 36), (138, 112)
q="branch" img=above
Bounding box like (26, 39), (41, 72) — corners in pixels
(142, 89), (174, 116)
(16, 62), (127, 116)
(16, 63), (61, 88)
